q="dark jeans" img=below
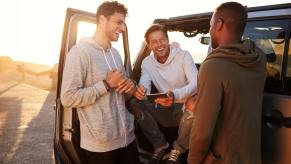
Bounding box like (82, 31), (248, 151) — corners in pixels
(130, 98), (194, 153)
(83, 140), (140, 164)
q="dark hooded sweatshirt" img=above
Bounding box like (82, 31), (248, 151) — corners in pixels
(188, 39), (266, 164)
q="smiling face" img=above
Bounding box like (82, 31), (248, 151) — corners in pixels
(103, 12), (126, 42)
(147, 30), (170, 63)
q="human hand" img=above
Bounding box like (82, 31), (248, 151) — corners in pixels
(115, 78), (136, 94)
(155, 91), (174, 108)
(133, 84), (147, 100)
(185, 95), (197, 112)
(105, 69), (125, 88)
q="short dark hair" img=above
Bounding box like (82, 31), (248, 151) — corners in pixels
(215, 2), (247, 35)
(144, 24), (169, 44)
(96, 1), (128, 23)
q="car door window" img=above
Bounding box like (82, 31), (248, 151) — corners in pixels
(286, 37), (291, 77)
(285, 33), (291, 93)
(243, 19), (289, 92)
(167, 32), (209, 63)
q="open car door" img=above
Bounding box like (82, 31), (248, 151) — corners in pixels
(53, 8), (132, 164)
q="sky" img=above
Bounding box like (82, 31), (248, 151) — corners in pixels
(0, 0), (290, 65)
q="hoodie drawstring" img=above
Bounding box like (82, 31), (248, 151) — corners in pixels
(102, 48), (128, 147)
(102, 49), (118, 70)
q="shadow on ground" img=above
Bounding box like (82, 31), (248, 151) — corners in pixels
(0, 82), (56, 163)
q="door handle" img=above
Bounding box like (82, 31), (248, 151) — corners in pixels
(263, 109), (291, 129)
(284, 117), (291, 128)
(263, 109), (283, 129)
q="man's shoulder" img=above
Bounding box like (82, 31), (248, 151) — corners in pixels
(70, 41), (90, 52)
(204, 57), (229, 66)
(67, 44), (82, 56)
(201, 58), (231, 76)
(141, 55), (153, 66)
(66, 41), (95, 61)
(110, 47), (120, 54)
(170, 43), (192, 59)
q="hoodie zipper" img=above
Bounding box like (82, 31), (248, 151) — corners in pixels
(101, 48), (128, 147)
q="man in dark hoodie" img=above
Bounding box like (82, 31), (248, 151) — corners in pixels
(188, 2), (266, 164)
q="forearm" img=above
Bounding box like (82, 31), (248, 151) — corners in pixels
(188, 104), (219, 163)
(61, 80), (108, 108)
(173, 82), (197, 101)
(176, 52), (198, 100)
(139, 68), (152, 94)
(188, 123), (213, 163)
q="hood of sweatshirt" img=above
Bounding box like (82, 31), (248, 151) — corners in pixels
(149, 42), (185, 67)
(79, 37), (112, 52)
(206, 39), (265, 67)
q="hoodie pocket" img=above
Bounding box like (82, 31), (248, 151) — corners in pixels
(93, 123), (113, 143)
(84, 106), (114, 144)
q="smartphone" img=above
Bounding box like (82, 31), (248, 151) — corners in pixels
(147, 93), (168, 103)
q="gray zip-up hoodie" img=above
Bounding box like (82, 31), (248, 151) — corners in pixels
(61, 37), (135, 152)
(140, 42), (198, 102)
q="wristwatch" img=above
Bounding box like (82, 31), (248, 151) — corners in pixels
(103, 80), (110, 91)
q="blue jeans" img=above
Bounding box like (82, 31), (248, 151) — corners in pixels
(130, 98), (194, 153)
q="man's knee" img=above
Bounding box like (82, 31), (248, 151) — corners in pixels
(128, 98), (145, 120)
(181, 110), (194, 124)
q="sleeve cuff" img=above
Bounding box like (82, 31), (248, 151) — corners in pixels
(93, 80), (108, 97)
(173, 90), (179, 100)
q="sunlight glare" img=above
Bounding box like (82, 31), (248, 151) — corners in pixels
(0, 0), (290, 65)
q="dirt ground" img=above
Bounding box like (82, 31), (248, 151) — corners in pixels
(0, 80), (56, 164)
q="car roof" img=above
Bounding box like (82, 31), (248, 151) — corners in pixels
(152, 3), (291, 35)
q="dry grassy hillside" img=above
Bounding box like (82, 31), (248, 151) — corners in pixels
(0, 56), (57, 91)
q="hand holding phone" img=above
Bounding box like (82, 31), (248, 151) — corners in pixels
(154, 91), (174, 108)
(134, 85), (147, 100)
(146, 93), (168, 103)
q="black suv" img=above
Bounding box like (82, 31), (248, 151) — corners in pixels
(54, 3), (291, 164)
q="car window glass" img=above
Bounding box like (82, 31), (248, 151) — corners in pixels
(287, 38), (291, 77)
(76, 21), (125, 63)
(286, 34), (291, 94)
(167, 32), (209, 63)
(243, 19), (288, 91)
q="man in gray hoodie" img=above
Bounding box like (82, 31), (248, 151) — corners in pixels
(61, 1), (139, 164)
(130, 24), (198, 164)
(188, 2), (266, 164)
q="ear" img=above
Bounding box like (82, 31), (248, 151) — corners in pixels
(216, 18), (224, 31)
(147, 43), (153, 50)
(99, 15), (107, 25)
